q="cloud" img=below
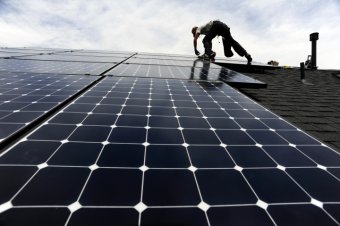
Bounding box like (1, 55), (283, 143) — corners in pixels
(0, 0), (339, 69)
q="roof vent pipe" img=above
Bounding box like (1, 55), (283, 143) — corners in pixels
(300, 62), (313, 85)
(300, 62), (305, 80)
(309, 32), (319, 69)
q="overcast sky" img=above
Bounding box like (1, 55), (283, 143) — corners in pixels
(0, 0), (339, 69)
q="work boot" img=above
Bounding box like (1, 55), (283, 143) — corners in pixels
(199, 54), (209, 60)
(200, 52), (216, 61)
(245, 53), (252, 65)
(211, 51), (216, 59)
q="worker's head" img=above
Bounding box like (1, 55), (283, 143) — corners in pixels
(191, 26), (198, 37)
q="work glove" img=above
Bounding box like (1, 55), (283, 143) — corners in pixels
(195, 49), (200, 56)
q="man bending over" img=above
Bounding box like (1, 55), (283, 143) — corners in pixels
(192, 20), (252, 64)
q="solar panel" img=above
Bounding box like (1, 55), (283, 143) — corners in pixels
(0, 59), (114, 75)
(74, 50), (136, 56)
(125, 57), (222, 68)
(0, 76), (339, 226)
(106, 62), (266, 87)
(214, 58), (280, 70)
(138, 52), (197, 58)
(0, 52), (38, 58)
(133, 54), (198, 61)
(0, 48), (55, 54)
(13, 54), (128, 63)
(106, 63), (219, 80)
(55, 52), (135, 58)
(107, 52), (267, 87)
(214, 57), (256, 63)
(0, 71), (98, 144)
(132, 53), (266, 65)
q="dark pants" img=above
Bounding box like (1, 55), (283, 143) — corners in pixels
(202, 21), (247, 57)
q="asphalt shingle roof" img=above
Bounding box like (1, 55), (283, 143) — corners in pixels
(239, 68), (340, 152)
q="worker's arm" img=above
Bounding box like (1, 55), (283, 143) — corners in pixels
(193, 33), (200, 55)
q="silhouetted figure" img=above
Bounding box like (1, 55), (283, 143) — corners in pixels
(192, 20), (252, 64)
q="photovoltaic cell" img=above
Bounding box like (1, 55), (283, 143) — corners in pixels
(0, 208), (70, 226)
(0, 76), (339, 226)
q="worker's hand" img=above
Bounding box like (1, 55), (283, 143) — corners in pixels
(195, 49), (200, 56)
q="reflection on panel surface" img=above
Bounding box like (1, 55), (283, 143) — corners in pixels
(106, 61), (266, 87)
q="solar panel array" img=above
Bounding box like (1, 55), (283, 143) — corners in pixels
(0, 47), (339, 226)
